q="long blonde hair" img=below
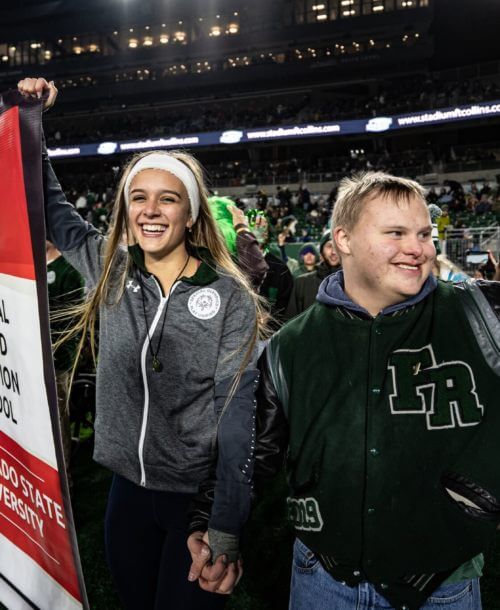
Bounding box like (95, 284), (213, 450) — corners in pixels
(57, 150), (269, 392)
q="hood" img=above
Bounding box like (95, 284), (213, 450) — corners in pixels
(317, 270), (438, 316)
(298, 243), (320, 265)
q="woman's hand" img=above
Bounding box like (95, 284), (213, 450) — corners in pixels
(187, 531), (243, 594)
(17, 77), (58, 112)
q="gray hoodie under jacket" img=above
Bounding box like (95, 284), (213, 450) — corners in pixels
(42, 149), (258, 552)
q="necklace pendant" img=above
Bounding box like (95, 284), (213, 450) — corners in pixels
(152, 357), (163, 373)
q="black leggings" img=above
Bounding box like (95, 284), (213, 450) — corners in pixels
(105, 474), (227, 610)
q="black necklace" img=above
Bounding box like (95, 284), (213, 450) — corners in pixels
(139, 255), (190, 373)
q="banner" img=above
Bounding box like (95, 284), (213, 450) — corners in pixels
(0, 91), (87, 609)
(45, 98), (500, 158)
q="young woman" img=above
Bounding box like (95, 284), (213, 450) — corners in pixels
(18, 78), (266, 610)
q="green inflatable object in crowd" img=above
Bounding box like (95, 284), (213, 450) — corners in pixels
(208, 196), (238, 255)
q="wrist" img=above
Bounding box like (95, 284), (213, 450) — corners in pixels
(207, 528), (239, 563)
(234, 223), (249, 234)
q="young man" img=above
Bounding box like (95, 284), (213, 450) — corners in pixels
(255, 172), (500, 609)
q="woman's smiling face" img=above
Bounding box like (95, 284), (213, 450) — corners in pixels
(128, 168), (192, 261)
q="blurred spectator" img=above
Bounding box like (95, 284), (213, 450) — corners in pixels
(252, 215), (294, 329)
(436, 205), (451, 255)
(286, 244), (320, 278)
(285, 231), (341, 318)
(46, 240), (84, 483)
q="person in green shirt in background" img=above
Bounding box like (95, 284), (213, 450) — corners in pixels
(46, 240), (84, 480)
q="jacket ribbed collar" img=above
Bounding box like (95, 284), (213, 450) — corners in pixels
(127, 244), (219, 286)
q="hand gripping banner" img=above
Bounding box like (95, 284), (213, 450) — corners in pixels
(0, 91), (88, 609)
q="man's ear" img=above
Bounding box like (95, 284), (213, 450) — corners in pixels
(333, 226), (351, 256)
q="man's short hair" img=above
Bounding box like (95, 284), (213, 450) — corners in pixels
(332, 171), (427, 232)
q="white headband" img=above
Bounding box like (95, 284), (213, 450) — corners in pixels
(124, 153), (200, 221)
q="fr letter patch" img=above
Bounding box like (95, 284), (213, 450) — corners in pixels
(387, 344), (484, 430)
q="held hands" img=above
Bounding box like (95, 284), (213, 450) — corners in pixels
(17, 77), (58, 112)
(187, 531), (243, 595)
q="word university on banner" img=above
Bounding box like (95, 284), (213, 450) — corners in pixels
(0, 90), (88, 610)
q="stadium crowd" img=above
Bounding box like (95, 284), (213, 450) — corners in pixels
(43, 74), (500, 146)
(63, 170), (500, 279)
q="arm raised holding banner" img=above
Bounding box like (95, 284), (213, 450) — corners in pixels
(18, 77), (270, 606)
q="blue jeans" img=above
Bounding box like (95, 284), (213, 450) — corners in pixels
(289, 538), (482, 610)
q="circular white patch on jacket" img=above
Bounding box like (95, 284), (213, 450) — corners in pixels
(47, 270), (56, 284)
(188, 288), (221, 320)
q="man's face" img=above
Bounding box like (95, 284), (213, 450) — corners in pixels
(335, 194), (435, 314)
(321, 240), (340, 268)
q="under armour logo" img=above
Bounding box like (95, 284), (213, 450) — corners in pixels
(126, 280), (141, 293)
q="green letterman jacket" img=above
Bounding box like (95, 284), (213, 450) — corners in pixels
(259, 277), (500, 610)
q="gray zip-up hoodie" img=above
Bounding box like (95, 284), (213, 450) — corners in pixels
(42, 149), (258, 554)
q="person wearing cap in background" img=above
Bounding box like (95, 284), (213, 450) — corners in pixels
(282, 243), (320, 278)
(285, 230), (341, 319)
